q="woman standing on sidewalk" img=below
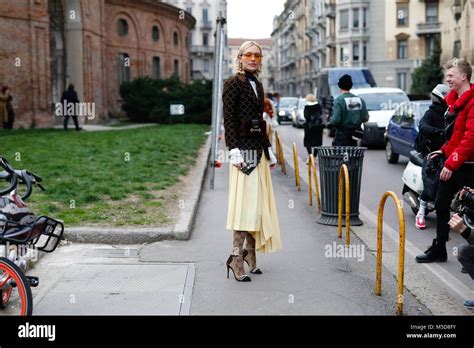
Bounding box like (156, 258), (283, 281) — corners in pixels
(223, 41), (282, 282)
(303, 93), (324, 163)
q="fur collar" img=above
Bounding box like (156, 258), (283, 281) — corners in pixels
(446, 84), (474, 112)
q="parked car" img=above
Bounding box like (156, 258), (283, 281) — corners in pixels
(291, 98), (307, 128)
(277, 97), (298, 124)
(314, 67), (377, 136)
(351, 87), (410, 147)
(385, 100), (431, 163)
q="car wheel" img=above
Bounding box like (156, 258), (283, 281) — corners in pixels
(385, 140), (399, 164)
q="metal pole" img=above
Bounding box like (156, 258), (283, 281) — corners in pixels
(210, 16), (226, 190)
(215, 17), (226, 173)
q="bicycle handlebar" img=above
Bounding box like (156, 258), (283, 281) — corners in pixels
(0, 157), (44, 200)
(0, 157), (15, 174)
(0, 172), (18, 197)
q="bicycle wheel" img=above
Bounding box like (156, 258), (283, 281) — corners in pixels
(0, 257), (33, 315)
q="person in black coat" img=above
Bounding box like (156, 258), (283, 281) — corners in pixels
(303, 94), (324, 163)
(414, 84), (449, 230)
(61, 84), (82, 131)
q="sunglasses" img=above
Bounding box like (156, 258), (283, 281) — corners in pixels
(241, 52), (263, 60)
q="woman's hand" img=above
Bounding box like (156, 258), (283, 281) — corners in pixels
(229, 148), (245, 168)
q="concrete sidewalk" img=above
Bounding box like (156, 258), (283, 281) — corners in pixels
(139, 147), (429, 315)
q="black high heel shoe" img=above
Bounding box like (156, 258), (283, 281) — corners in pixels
(242, 249), (262, 274)
(226, 255), (251, 282)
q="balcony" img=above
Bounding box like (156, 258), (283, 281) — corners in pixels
(325, 36), (336, 48)
(295, 7), (305, 19)
(415, 21), (441, 36)
(201, 21), (213, 30)
(316, 15), (326, 28)
(281, 58), (296, 69)
(190, 45), (214, 55)
(325, 3), (335, 18)
(305, 27), (315, 38)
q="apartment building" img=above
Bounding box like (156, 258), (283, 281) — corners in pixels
(270, 0), (326, 96)
(270, 0), (458, 96)
(440, 0), (474, 67)
(161, 0), (229, 80)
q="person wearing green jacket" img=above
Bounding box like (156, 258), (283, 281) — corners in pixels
(328, 74), (369, 146)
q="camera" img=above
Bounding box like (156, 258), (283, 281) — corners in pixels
(455, 187), (474, 230)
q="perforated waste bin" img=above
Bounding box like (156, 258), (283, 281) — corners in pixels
(315, 146), (366, 226)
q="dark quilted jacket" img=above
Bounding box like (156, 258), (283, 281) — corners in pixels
(223, 73), (271, 165)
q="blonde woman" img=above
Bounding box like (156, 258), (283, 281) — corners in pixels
(222, 41), (282, 282)
(303, 93), (323, 163)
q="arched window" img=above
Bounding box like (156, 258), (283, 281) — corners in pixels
(118, 53), (131, 88)
(153, 57), (161, 79)
(152, 26), (160, 42)
(173, 32), (179, 47)
(174, 59), (180, 79)
(117, 19), (129, 37)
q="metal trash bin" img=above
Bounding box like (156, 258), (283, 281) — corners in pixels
(315, 146), (366, 226)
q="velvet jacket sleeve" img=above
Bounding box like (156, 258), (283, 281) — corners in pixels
(223, 77), (241, 150)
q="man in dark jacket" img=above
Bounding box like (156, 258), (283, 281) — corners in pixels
(61, 84), (81, 131)
(416, 59), (474, 263)
(414, 84), (449, 229)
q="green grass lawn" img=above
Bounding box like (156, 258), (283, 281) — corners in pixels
(0, 124), (209, 227)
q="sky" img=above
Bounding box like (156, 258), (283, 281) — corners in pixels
(227, 0), (286, 39)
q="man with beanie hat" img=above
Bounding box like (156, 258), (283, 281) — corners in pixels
(328, 74), (369, 146)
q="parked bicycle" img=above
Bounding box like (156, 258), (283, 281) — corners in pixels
(0, 157), (63, 315)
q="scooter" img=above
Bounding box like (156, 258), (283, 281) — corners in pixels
(402, 151), (436, 216)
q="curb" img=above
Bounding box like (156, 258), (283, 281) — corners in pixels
(62, 135), (211, 244)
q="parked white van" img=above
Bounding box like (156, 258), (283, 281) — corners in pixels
(351, 87), (410, 147)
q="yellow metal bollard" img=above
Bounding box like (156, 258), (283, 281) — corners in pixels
(337, 164), (350, 245)
(310, 155), (321, 212)
(375, 191), (406, 316)
(308, 154), (313, 206)
(275, 132), (286, 175)
(292, 143), (301, 191)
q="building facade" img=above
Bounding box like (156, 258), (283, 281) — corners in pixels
(440, 0), (474, 67)
(161, 0), (229, 80)
(0, 0), (195, 128)
(270, 0), (457, 97)
(372, 0), (448, 92)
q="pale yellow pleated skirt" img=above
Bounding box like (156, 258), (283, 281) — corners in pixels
(226, 154), (282, 253)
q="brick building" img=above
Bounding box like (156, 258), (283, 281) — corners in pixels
(0, 0), (195, 127)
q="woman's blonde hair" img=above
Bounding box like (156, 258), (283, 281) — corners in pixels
(305, 94), (316, 102)
(234, 41), (263, 77)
